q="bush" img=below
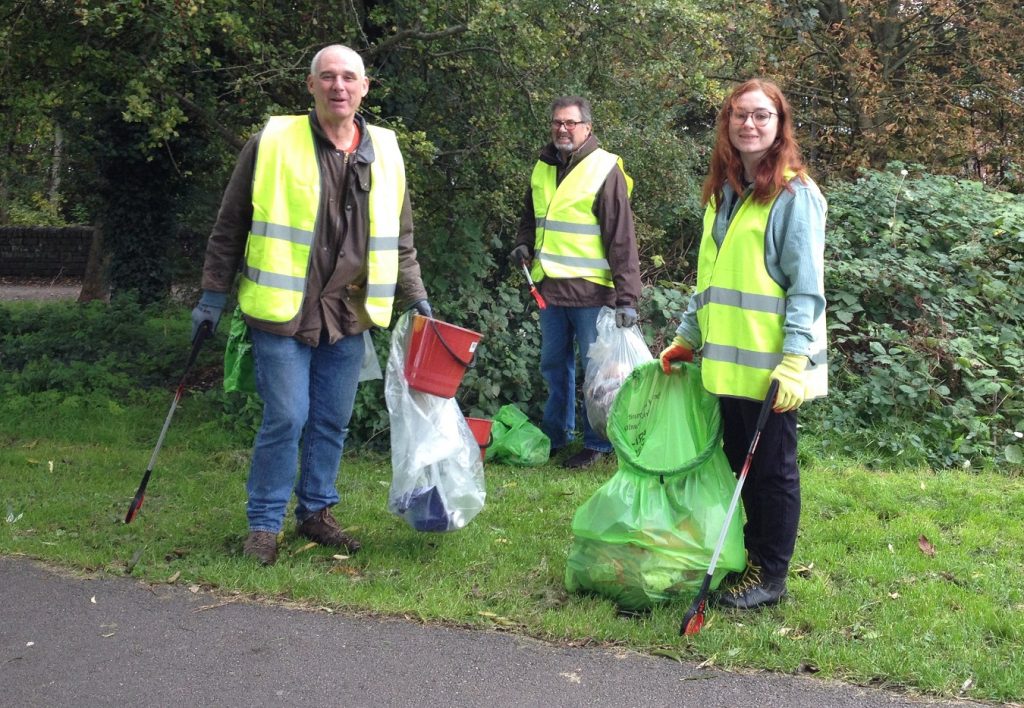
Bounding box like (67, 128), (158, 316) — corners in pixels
(803, 165), (1024, 469)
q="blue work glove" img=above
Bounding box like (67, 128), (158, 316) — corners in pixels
(510, 244), (531, 268)
(658, 335), (694, 374)
(411, 299), (433, 318)
(615, 307), (637, 328)
(191, 290), (227, 342)
(769, 353), (808, 412)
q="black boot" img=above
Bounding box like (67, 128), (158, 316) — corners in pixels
(716, 561), (786, 609)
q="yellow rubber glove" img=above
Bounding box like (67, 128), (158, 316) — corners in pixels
(658, 336), (694, 374)
(769, 353), (808, 412)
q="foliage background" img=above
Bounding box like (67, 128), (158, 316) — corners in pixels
(1, 0), (1023, 469)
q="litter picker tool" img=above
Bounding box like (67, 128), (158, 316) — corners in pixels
(680, 378), (779, 635)
(519, 260), (546, 309)
(124, 321), (213, 524)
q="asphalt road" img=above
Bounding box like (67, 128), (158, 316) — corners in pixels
(1, 556), (980, 708)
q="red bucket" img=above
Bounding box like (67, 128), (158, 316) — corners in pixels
(465, 417), (492, 460)
(404, 315), (482, 398)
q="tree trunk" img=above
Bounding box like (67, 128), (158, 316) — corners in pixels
(49, 122), (64, 209)
(78, 221), (110, 303)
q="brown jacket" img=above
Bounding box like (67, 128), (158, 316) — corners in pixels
(514, 134), (641, 308)
(201, 112), (428, 346)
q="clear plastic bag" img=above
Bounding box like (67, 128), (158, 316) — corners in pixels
(583, 306), (653, 440)
(384, 313), (486, 532)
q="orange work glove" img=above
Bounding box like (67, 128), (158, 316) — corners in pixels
(658, 336), (694, 374)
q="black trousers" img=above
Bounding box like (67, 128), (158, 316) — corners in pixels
(719, 396), (800, 580)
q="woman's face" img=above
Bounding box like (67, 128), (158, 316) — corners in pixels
(728, 89), (779, 171)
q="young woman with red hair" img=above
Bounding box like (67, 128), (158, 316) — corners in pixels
(660, 79), (828, 610)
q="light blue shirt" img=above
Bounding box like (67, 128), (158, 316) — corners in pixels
(675, 177), (827, 355)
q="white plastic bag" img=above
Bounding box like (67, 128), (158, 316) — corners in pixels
(583, 306), (653, 440)
(384, 313), (485, 532)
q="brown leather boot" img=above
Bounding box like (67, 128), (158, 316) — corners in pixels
(296, 507), (362, 553)
(242, 531), (278, 566)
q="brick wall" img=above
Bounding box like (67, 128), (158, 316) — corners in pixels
(0, 226), (93, 277)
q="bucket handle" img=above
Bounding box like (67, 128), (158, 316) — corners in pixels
(427, 317), (477, 369)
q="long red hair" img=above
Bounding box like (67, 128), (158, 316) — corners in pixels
(701, 78), (805, 208)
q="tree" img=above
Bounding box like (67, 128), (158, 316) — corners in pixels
(744, 0), (1024, 184)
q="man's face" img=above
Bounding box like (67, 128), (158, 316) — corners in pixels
(307, 48), (369, 125)
(550, 106), (592, 155)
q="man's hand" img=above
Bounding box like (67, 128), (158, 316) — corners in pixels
(510, 244), (531, 268)
(615, 307), (637, 328)
(191, 290), (227, 342)
(658, 336), (694, 374)
(411, 299), (433, 318)
(769, 353), (808, 412)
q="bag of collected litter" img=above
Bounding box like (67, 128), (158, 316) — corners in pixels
(223, 307), (255, 394)
(385, 313), (485, 532)
(583, 306), (653, 440)
(565, 360), (746, 611)
(486, 404), (550, 466)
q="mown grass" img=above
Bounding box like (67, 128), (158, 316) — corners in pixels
(1, 388), (1022, 704)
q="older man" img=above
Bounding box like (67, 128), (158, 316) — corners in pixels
(511, 96), (642, 469)
(192, 44), (431, 564)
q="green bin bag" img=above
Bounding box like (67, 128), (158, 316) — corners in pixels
(223, 307), (255, 394)
(564, 360), (746, 610)
(487, 404), (550, 466)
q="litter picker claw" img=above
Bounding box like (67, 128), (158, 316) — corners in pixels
(520, 260), (546, 309)
(680, 379), (779, 635)
(124, 321), (212, 524)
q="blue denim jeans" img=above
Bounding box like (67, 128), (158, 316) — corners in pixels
(247, 328), (364, 533)
(538, 304), (613, 453)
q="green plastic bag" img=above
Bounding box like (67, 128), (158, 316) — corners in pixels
(486, 404), (550, 466)
(564, 360), (746, 610)
(223, 307), (255, 394)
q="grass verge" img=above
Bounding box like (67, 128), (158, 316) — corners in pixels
(1, 390), (1022, 703)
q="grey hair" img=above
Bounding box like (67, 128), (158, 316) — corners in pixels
(309, 44), (365, 78)
(549, 96), (592, 124)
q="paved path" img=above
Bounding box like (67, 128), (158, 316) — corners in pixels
(1, 556), (978, 707)
(0, 280), (80, 301)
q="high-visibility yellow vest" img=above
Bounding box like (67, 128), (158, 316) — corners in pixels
(529, 149), (633, 287)
(238, 116), (404, 327)
(695, 178), (828, 401)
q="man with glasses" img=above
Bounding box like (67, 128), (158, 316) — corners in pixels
(510, 96), (641, 469)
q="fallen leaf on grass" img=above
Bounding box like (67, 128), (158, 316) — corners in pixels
(166, 571), (181, 583)
(797, 662), (820, 674)
(292, 542), (319, 555)
(651, 648), (683, 662)
(918, 535), (936, 557)
(960, 677), (974, 693)
(696, 655), (717, 669)
(793, 562), (814, 578)
(331, 554), (350, 561)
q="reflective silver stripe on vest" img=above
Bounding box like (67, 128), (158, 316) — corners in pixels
(538, 252), (611, 270)
(366, 283), (396, 297)
(243, 265), (304, 292)
(250, 220), (315, 247)
(703, 343), (782, 371)
(535, 217), (602, 235)
(370, 236), (400, 249)
(694, 286), (786, 316)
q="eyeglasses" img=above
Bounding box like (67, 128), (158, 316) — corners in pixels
(550, 119), (586, 131)
(729, 110), (778, 127)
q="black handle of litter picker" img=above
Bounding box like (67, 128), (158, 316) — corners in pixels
(427, 317), (477, 369)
